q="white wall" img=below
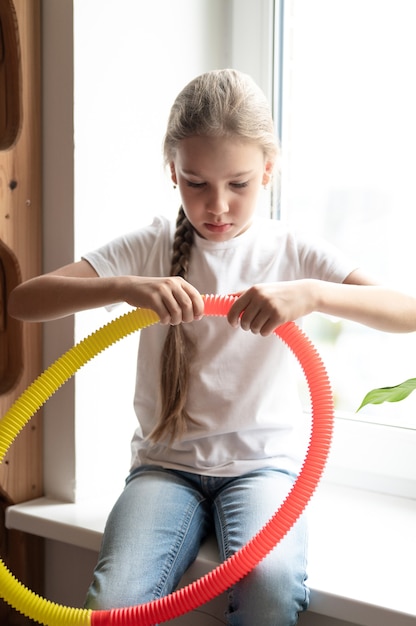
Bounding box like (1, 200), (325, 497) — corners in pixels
(42, 0), (76, 501)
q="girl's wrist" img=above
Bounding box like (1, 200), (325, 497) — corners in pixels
(115, 275), (138, 305)
(304, 279), (321, 315)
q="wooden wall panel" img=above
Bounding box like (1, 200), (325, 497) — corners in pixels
(0, 0), (42, 503)
(0, 1), (43, 623)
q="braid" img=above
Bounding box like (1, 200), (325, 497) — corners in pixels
(171, 208), (194, 278)
(149, 207), (198, 444)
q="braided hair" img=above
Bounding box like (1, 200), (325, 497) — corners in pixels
(148, 207), (198, 443)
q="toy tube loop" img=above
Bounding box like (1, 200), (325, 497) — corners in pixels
(0, 295), (334, 626)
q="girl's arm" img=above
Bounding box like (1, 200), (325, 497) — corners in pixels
(227, 269), (416, 336)
(314, 269), (416, 333)
(8, 260), (204, 325)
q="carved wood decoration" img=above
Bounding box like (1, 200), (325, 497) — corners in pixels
(0, 0), (43, 623)
(0, 0), (21, 150)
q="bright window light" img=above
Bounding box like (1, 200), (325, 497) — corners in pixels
(278, 0), (416, 430)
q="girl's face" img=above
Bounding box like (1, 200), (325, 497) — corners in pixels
(170, 136), (273, 241)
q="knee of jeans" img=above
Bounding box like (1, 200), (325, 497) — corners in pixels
(84, 567), (160, 611)
(226, 562), (309, 626)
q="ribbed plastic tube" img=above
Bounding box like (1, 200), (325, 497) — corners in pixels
(0, 295), (334, 626)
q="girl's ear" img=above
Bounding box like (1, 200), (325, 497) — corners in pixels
(262, 160), (274, 186)
(170, 162), (178, 185)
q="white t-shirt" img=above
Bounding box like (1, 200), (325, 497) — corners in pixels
(83, 215), (356, 477)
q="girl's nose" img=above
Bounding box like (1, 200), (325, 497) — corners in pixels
(206, 188), (229, 215)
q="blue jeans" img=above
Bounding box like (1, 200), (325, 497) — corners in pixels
(85, 465), (309, 625)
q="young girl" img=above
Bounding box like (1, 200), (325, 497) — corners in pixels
(9, 69), (416, 625)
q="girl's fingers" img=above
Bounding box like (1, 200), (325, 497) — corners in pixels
(159, 282), (204, 325)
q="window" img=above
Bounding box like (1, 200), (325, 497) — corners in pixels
(276, 0), (416, 431)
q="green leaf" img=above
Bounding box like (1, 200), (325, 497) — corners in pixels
(357, 378), (416, 412)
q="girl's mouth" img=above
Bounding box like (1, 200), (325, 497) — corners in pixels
(204, 222), (232, 234)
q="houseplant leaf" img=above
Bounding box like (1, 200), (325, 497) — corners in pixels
(357, 378), (416, 412)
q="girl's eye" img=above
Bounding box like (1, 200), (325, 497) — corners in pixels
(186, 181), (205, 188)
(231, 181), (249, 189)
(185, 180), (248, 189)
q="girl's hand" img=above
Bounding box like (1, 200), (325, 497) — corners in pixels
(227, 281), (315, 336)
(123, 276), (204, 326)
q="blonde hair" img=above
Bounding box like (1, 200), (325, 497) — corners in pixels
(149, 69), (278, 444)
(163, 68), (278, 166)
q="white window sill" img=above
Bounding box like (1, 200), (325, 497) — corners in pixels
(6, 480), (416, 626)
